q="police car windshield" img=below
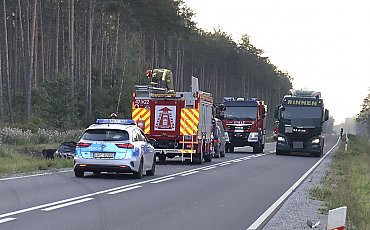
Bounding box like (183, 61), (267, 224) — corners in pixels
(282, 107), (322, 119)
(224, 106), (257, 120)
(82, 129), (129, 141)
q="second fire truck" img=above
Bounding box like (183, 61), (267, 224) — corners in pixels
(216, 97), (267, 153)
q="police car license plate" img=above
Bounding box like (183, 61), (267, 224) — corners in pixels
(293, 142), (303, 149)
(94, 152), (114, 158)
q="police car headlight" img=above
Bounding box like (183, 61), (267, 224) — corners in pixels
(311, 138), (320, 144)
(277, 136), (286, 142)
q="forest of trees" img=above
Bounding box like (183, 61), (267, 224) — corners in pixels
(0, 0), (292, 130)
(356, 89), (370, 136)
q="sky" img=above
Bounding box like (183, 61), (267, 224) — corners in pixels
(184, 0), (370, 125)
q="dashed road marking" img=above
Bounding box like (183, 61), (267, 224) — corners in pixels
(108, 186), (142, 195)
(180, 171), (199, 176)
(41, 198), (94, 211)
(150, 177), (175, 184)
(0, 218), (17, 224)
(202, 166), (216, 171)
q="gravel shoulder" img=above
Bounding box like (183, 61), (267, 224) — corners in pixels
(263, 144), (339, 230)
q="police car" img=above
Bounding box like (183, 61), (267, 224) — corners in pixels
(73, 119), (156, 178)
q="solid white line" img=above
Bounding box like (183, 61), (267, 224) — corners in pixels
(202, 166), (216, 171)
(150, 177), (175, 184)
(0, 218), (17, 224)
(108, 186), (142, 195)
(247, 137), (341, 230)
(0, 172), (53, 181)
(41, 198), (94, 211)
(180, 171), (199, 176)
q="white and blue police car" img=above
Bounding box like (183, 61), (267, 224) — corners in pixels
(73, 119), (156, 178)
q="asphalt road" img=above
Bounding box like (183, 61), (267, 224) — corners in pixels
(0, 135), (339, 230)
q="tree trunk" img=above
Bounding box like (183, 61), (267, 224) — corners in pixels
(69, 0), (76, 125)
(85, 0), (95, 123)
(2, 0), (13, 123)
(26, 0), (37, 120)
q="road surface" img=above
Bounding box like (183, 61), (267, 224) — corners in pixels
(0, 135), (339, 230)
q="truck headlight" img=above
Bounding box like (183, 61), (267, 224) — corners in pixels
(311, 138), (320, 144)
(277, 136), (285, 142)
(248, 132), (259, 142)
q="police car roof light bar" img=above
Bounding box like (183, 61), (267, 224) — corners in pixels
(96, 119), (136, 125)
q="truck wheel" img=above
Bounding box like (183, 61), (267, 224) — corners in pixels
(203, 143), (211, 162)
(158, 155), (166, 163)
(194, 152), (203, 164)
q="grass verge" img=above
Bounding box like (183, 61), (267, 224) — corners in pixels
(310, 134), (370, 230)
(0, 144), (73, 176)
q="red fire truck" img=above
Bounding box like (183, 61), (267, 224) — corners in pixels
(132, 76), (214, 164)
(216, 97), (267, 153)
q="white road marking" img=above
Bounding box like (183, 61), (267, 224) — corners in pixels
(0, 151), (272, 220)
(150, 177), (175, 184)
(180, 171), (199, 176)
(0, 173), (53, 181)
(231, 159), (243, 162)
(41, 198), (94, 211)
(108, 186), (142, 195)
(202, 166), (216, 171)
(247, 137), (341, 230)
(0, 218), (16, 224)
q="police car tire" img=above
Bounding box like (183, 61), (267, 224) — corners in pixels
(229, 145), (234, 153)
(146, 157), (156, 176)
(74, 170), (84, 178)
(133, 158), (144, 179)
(220, 150), (225, 157)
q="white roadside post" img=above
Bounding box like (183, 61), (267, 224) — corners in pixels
(344, 134), (348, 152)
(327, 206), (347, 230)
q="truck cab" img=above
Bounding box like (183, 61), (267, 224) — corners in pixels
(274, 89), (329, 157)
(216, 97), (266, 153)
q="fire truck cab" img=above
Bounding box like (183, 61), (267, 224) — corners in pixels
(216, 97), (267, 153)
(132, 77), (213, 164)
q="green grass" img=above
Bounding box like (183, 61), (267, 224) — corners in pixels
(310, 134), (370, 230)
(0, 144), (73, 176)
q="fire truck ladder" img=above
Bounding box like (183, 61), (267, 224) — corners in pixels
(181, 101), (197, 163)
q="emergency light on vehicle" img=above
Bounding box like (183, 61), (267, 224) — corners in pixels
(95, 119), (136, 125)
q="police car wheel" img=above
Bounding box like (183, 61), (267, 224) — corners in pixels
(220, 150), (225, 157)
(146, 157), (156, 176)
(74, 170), (84, 178)
(133, 158), (144, 179)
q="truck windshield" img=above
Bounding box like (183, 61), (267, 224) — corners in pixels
(224, 106), (257, 120)
(281, 106), (323, 127)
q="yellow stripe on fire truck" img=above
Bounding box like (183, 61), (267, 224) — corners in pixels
(132, 108), (151, 134)
(180, 109), (199, 135)
(179, 149), (196, 154)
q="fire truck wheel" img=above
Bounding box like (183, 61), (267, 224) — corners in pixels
(158, 155), (166, 163)
(194, 152), (203, 164)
